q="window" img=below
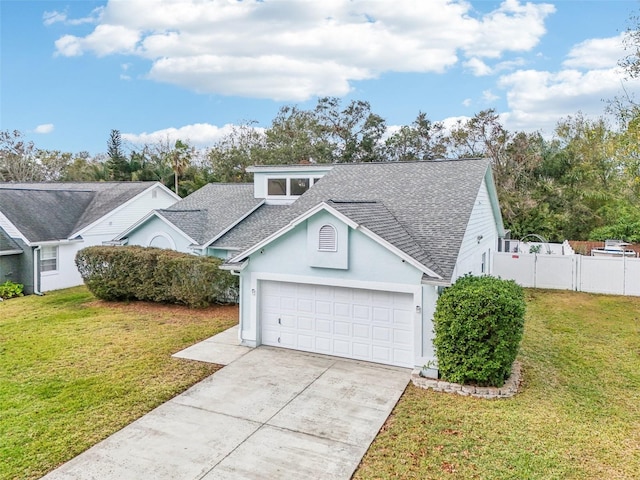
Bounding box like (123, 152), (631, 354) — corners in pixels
(481, 252), (487, 274)
(290, 178), (310, 195)
(267, 178), (287, 196)
(318, 224), (337, 252)
(41, 246), (58, 272)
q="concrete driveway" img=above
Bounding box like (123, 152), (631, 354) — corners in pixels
(42, 331), (410, 480)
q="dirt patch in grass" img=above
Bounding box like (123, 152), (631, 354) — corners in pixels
(88, 299), (238, 322)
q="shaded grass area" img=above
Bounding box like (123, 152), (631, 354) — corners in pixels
(0, 287), (237, 480)
(355, 290), (640, 479)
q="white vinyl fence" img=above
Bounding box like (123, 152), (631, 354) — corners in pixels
(492, 252), (640, 296)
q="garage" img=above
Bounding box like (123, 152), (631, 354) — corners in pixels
(259, 280), (415, 367)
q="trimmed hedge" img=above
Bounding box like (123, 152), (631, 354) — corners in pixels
(75, 246), (238, 308)
(432, 275), (526, 387)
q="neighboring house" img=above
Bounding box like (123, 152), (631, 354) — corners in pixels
(207, 159), (504, 374)
(114, 183), (264, 258)
(0, 182), (179, 293)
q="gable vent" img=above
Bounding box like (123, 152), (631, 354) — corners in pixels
(318, 224), (337, 252)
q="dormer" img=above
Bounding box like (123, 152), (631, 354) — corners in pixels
(247, 164), (334, 204)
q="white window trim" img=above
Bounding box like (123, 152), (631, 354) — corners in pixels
(147, 231), (177, 250)
(40, 245), (59, 273)
(265, 175), (320, 199)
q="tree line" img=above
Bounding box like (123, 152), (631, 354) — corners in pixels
(2, 96), (640, 243)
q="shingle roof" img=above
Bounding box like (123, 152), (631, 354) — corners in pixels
(0, 226), (22, 253)
(0, 182), (159, 242)
(156, 183), (261, 245)
(215, 159), (493, 280)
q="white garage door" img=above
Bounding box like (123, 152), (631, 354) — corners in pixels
(260, 281), (414, 367)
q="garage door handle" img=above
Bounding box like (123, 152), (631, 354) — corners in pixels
(278, 317), (281, 325)
(278, 337), (281, 344)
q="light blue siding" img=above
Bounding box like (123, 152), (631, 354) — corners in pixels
(452, 177), (500, 279)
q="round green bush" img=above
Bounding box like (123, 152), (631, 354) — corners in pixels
(433, 275), (526, 387)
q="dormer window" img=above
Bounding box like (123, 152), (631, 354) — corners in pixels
(267, 176), (316, 198)
(268, 178), (287, 195)
(318, 224), (337, 252)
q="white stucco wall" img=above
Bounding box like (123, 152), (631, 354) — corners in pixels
(237, 211), (438, 368)
(451, 178), (500, 280)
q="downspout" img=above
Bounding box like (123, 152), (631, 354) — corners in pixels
(33, 246), (44, 296)
(229, 269), (242, 344)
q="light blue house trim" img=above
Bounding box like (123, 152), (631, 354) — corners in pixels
(233, 208), (439, 369)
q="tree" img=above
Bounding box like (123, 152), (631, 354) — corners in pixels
(207, 122), (266, 182)
(169, 139), (193, 194)
(106, 129), (130, 181)
(0, 130), (44, 181)
(383, 112), (447, 161)
(314, 97), (387, 162)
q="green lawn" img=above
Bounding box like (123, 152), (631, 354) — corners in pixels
(355, 290), (640, 479)
(2, 288), (639, 480)
(0, 287), (237, 480)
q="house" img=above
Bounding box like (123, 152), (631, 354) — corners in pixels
(113, 183), (263, 258)
(211, 159), (504, 374)
(0, 182), (179, 293)
(111, 159), (503, 374)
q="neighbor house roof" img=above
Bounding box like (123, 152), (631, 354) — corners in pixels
(0, 182), (163, 242)
(0, 226), (22, 254)
(153, 183), (262, 247)
(216, 159), (497, 281)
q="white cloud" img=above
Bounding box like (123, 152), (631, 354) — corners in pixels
(53, 0), (555, 101)
(563, 33), (625, 69)
(34, 124), (54, 134)
(43, 8), (103, 26)
(464, 58), (493, 76)
(121, 123), (265, 147)
(482, 90), (500, 103)
(462, 98), (472, 107)
(498, 67), (639, 133)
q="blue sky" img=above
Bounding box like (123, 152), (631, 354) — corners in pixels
(2, 0), (639, 155)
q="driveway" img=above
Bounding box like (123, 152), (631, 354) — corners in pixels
(42, 331), (411, 480)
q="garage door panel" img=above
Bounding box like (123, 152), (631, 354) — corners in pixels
(372, 307), (390, 323)
(334, 302), (351, 317)
(372, 326), (391, 341)
(316, 300), (332, 315)
(298, 316), (313, 331)
(316, 318), (332, 334)
(352, 323), (370, 339)
(353, 305), (370, 319)
(260, 281), (414, 368)
(334, 321), (350, 336)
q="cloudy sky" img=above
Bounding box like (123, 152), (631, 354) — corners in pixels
(1, 0), (639, 155)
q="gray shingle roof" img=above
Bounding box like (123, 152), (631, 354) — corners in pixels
(215, 159), (493, 281)
(0, 226), (22, 253)
(156, 183), (261, 245)
(0, 182), (159, 242)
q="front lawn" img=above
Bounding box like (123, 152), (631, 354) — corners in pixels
(355, 290), (640, 479)
(0, 287), (237, 480)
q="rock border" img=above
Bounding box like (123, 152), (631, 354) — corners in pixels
(410, 361), (522, 399)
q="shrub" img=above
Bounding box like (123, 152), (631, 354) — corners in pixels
(0, 281), (23, 300)
(75, 246), (238, 308)
(432, 275), (526, 387)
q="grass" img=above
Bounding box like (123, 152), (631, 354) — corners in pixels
(354, 290), (640, 479)
(3, 288), (639, 479)
(0, 287), (237, 480)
